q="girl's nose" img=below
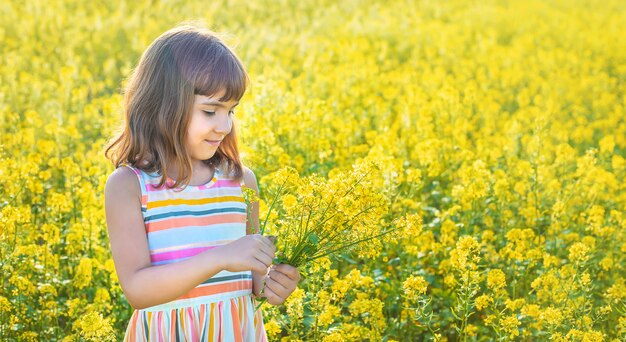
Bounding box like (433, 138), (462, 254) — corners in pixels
(215, 113), (232, 135)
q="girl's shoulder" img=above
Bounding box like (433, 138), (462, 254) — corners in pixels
(241, 165), (257, 188)
(105, 165), (142, 202)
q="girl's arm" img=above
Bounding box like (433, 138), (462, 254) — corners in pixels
(105, 167), (275, 310)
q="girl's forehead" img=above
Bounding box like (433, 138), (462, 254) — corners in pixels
(195, 93), (239, 105)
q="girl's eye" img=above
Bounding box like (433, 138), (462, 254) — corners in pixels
(202, 110), (235, 116)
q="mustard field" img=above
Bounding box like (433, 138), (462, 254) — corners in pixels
(1, 0), (625, 340)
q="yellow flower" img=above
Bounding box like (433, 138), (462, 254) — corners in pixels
(281, 194), (297, 209)
(395, 213), (423, 239)
(322, 332), (346, 342)
(580, 273), (591, 287)
(599, 134), (615, 154)
(568, 242), (590, 264)
(475, 294), (493, 310)
(285, 288), (305, 320)
(465, 324), (478, 336)
(264, 319), (281, 339)
(444, 274), (457, 288)
(521, 304), (540, 318)
(566, 329), (603, 342)
(348, 293), (385, 332)
(487, 269), (506, 291)
(19, 331), (39, 342)
(403, 275), (428, 301)
(318, 304), (340, 327)
(94, 288), (112, 311)
(450, 236), (481, 270)
(73, 258), (94, 290)
(619, 317), (626, 335)
(440, 219), (458, 246)
(500, 315), (520, 339)
(9, 275), (36, 296)
(505, 298), (525, 311)
(0, 296), (11, 314)
(540, 307), (563, 326)
(606, 278), (626, 303)
(73, 310), (116, 341)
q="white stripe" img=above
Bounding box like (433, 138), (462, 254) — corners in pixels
(146, 186), (243, 201)
(223, 299), (235, 341)
(139, 290), (252, 312)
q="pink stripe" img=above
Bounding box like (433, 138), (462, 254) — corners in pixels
(218, 302), (223, 342)
(146, 213), (246, 233)
(145, 213), (246, 234)
(157, 312), (163, 342)
(150, 246), (217, 262)
(151, 240), (232, 253)
(145, 179), (242, 192)
(187, 307), (198, 341)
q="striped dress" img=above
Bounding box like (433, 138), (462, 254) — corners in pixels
(120, 163), (268, 341)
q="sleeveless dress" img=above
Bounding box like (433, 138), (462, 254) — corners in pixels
(120, 163), (268, 342)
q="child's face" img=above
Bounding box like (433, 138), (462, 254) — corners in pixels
(186, 90), (238, 162)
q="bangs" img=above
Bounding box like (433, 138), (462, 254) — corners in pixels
(192, 44), (248, 102)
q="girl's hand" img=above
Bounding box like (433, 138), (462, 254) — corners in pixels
(219, 234), (276, 273)
(262, 264), (301, 305)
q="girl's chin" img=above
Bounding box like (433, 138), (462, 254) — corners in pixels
(190, 151), (217, 161)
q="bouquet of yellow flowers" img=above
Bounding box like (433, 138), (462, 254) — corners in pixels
(242, 159), (396, 270)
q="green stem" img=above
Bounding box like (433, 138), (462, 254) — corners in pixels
(260, 181), (289, 235)
(308, 226), (397, 263)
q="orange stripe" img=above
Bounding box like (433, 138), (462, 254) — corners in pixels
(146, 213), (247, 233)
(126, 310), (138, 341)
(239, 297), (245, 334)
(147, 195), (244, 209)
(231, 299), (243, 342)
(176, 280), (252, 300)
(199, 304), (206, 339)
(170, 309), (176, 342)
(255, 308), (265, 341)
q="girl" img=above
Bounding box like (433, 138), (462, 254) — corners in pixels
(104, 24), (301, 341)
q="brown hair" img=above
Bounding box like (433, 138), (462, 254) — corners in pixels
(105, 24), (248, 189)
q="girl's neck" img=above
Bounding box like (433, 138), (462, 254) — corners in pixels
(167, 160), (215, 184)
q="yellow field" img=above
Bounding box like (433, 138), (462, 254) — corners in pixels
(1, 0), (625, 340)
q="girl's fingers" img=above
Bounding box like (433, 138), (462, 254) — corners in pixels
(251, 234), (273, 251)
(266, 276), (289, 297)
(252, 260), (268, 274)
(257, 235), (276, 251)
(273, 264), (301, 281)
(268, 269), (293, 289)
(263, 281), (286, 304)
(259, 245), (276, 261)
(255, 254), (273, 268)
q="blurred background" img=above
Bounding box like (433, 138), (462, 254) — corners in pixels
(1, 0), (625, 340)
